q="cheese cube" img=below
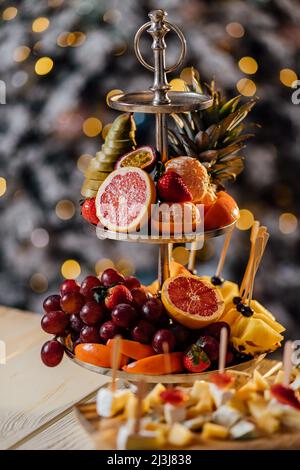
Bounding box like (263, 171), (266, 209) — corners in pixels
(256, 414), (279, 434)
(144, 383), (166, 409)
(201, 422), (229, 440)
(184, 415), (211, 431)
(126, 430), (165, 450)
(253, 370), (269, 391)
(209, 383), (234, 408)
(230, 420), (256, 439)
(164, 403), (186, 425)
(212, 405), (241, 428)
(168, 423), (193, 447)
(96, 388), (132, 418)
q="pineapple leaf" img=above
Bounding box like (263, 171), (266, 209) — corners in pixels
(219, 95), (241, 118)
(195, 130), (210, 150)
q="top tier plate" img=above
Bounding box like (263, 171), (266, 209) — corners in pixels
(108, 90), (213, 114)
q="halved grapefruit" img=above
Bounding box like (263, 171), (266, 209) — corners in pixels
(96, 167), (156, 233)
(161, 275), (224, 329)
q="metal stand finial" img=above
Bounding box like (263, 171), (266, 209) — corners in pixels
(134, 9), (186, 106)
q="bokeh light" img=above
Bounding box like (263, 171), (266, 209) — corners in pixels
(0, 177), (7, 197)
(12, 71), (28, 88)
(180, 67), (200, 84)
(2, 7), (18, 21)
(77, 154), (92, 173)
(55, 200), (76, 220)
(236, 209), (254, 230)
(226, 22), (245, 38)
(279, 213), (298, 234)
(35, 57), (54, 75)
(103, 9), (121, 24)
(113, 41), (127, 56)
(82, 117), (102, 137)
(95, 258), (115, 276)
(32, 17), (50, 33)
(106, 89), (123, 106)
(115, 258), (134, 276)
(172, 246), (190, 266)
(236, 78), (256, 96)
(238, 57), (258, 75)
(30, 273), (48, 293)
(61, 259), (81, 279)
(280, 68), (298, 87)
(13, 46), (31, 63)
(31, 228), (50, 248)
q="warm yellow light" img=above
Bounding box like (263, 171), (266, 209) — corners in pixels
(77, 154), (92, 173)
(280, 68), (298, 87)
(32, 17), (50, 33)
(2, 7), (18, 21)
(13, 46), (31, 62)
(236, 78), (256, 96)
(61, 259), (81, 279)
(103, 9), (121, 24)
(55, 200), (75, 220)
(169, 79), (187, 92)
(0, 177), (7, 197)
(238, 56), (258, 75)
(57, 32), (69, 47)
(116, 259), (134, 276)
(106, 89), (123, 106)
(172, 246), (190, 266)
(30, 273), (48, 293)
(226, 22), (245, 38)
(82, 117), (102, 137)
(236, 209), (254, 230)
(95, 258), (115, 276)
(102, 123), (112, 139)
(279, 213), (298, 234)
(35, 57), (54, 75)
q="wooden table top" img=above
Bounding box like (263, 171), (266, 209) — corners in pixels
(0, 306), (285, 450)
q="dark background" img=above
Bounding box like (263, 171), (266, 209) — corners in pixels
(0, 0), (299, 337)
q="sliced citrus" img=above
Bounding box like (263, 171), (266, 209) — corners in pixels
(166, 156), (210, 202)
(96, 167), (156, 233)
(161, 275), (224, 329)
(115, 146), (157, 173)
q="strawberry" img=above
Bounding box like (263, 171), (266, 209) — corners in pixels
(210, 372), (235, 389)
(81, 198), (99, 225)
(183, 344), (211, 373)
(160, 388), (188, 405)
(93, 284), (133, 310)
(157, 171), (192, 202)
(270, 384), (300, 410)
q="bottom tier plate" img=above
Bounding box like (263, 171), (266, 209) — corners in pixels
(64, 345), (265, 384)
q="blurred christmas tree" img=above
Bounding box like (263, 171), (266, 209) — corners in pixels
(0, 0), (299, 336)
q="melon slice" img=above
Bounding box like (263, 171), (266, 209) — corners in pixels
(96, 167), (156, 233)
(161, 275), (224, 329)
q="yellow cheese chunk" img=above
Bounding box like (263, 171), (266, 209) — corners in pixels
(201, 422), (229, 440)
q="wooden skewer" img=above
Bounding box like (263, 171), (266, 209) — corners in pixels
(111, 335), (121, 392)
(134, 380), (145, 434)
(188, 241), (198, 273)
(239, 221), (260, 297)
(244, 236), (264, 305)
(219, 327), (228, 374)
(215, 227), (234, 279)
(283, 340), (293, 387)
(162, 341), (172, 387)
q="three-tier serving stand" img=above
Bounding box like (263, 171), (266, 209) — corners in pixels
(65, 10), (262, 382)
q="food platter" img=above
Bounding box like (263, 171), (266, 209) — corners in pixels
(63, 342), (265, 384)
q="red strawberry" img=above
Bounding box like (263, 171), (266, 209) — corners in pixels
(104, 284), (133, 310)
(270, 384), (300, 410)
(157, 171), (192, 202)
(81, 198), (99, 225)
(210, 372), (235, 389)
(183, 344), (211, 373)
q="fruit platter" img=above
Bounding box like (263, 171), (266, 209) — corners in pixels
(40, 9), (285, 389)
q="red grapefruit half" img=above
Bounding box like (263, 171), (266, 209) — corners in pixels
(161, 275), (224, 329)
(96, 167), (156, 233)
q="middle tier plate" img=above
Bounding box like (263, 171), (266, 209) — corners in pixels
(108, 90), (213, 113)
(95, 220), (236, 244)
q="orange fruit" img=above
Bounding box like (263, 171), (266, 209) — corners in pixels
(147, 261), (191, 295)
(151, 201), (201, 235)
(161, 275), (224, 329)
(96, 167), (156, 233)
(122, 352), (183, 375)
(204, 191), (239, 230)
(166, 156), (210, 202)
(75, 343), (128, 368)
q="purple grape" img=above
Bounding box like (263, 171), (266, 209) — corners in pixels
(111, 303), (138, 328)
(131, 320), (155, 344)
(80, 325), (101, 343)
(99, 321), (122, 342)
(41, 310), (69, 336)
(41, 339), (64, 367)
(43, 294), (61, 313)
(152, 329), (176, 354)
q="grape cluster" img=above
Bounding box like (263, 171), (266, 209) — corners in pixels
(40, 268), (183, 367)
